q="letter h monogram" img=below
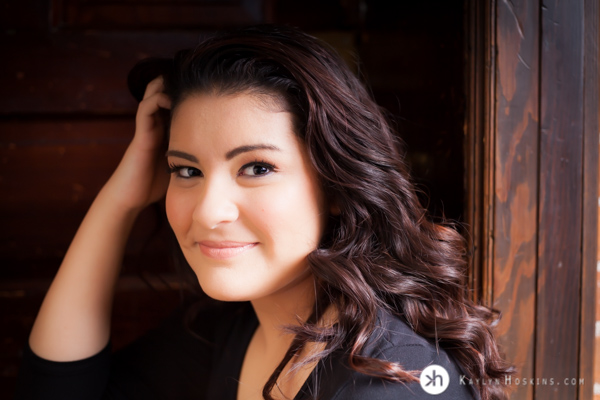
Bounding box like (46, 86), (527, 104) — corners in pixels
(426, 369), (444, 387)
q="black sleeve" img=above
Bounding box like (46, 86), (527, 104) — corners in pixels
(14, 342), (111, 400)
(105, 306), (214, 400)
(14, 304), (218, 400)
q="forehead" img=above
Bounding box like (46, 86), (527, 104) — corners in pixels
(173, 89), (288, 116)
(168, 92), (298, 150)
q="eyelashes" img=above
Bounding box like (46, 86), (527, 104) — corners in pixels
(168, 160), (277, 179)
(239, 160), (276, 177)
(167, 164), (202, 178)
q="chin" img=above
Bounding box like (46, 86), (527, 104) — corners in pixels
(193, 272), (257, 302)
(188, 258), (314, 303)
(200, 286), (251, 302)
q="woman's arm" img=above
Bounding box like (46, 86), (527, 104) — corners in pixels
(28, 77), (171, 362)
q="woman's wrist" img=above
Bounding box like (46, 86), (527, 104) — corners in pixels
(93, 183), (145, 228)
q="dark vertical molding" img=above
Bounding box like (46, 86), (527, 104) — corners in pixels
(464, 0), (494, 303)
(484, 0), (498, 309)
(535, 0), (584, 398)
(578, 0), (599, 398)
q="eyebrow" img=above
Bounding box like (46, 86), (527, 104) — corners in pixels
(165, 150), (198, 162)
(225, 144), (281, 160)
(165, 144), (281, 162)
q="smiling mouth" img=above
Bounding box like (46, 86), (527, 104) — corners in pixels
(197, 241), (258, 260)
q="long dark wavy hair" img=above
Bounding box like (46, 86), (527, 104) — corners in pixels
(128, 24), (513, 400)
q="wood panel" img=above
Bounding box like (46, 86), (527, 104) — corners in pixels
(535, 1), (584, 398)
(0, 118), (170, 279)
(579, 0), (599, 398)
(51, 0), (266, 29)
(470, 1), (598, 399)
(492, 0), (539, 399)
(0, 31), (203, 115)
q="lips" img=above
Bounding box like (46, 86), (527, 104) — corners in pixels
(197, 241), (258, 260)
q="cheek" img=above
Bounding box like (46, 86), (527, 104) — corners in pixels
(256, 179), (325, 246)
(165, 187), (193, 236)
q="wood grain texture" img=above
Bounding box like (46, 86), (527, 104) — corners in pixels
(475, 1), (598, 398)
(493, 1), (539, 399)
(51, 0), (266, 29)
(579, 0), (599, 398)
(0, 31), (204, 115)
(535, 0), (584, 398)
(482, 0), (497, 309)
(0, 119), (170, 279)
(465, 0), (490, 301)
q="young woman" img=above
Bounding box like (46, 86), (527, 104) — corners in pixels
(16, 25), (512, 400)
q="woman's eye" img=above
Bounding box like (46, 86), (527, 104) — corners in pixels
(169, 165), (202, 178)
(239, 163), (274, 177)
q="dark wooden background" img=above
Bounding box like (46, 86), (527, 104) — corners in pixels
(0, 0), (467, 397)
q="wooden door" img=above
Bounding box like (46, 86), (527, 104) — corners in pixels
(465, 0), (599, 399)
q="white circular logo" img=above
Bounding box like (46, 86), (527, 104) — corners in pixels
(420, 364), (450, 395)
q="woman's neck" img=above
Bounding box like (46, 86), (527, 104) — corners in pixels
(237, 272), (318, 400)
(249, 271), (316, 356)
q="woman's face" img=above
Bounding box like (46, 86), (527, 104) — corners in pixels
(166, 92), (327, 302)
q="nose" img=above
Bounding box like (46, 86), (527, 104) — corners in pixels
(192, 176), (239, 229)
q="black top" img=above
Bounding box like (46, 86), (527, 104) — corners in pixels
(15, 301), (477, 399)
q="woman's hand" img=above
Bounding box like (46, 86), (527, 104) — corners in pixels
(104, 76), (172, 213)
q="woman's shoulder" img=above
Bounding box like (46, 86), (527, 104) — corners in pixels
(367, 307), (455, 369)
(310, 307), (478, 400)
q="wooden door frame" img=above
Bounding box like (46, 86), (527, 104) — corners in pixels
(465, 0), (598, 399)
